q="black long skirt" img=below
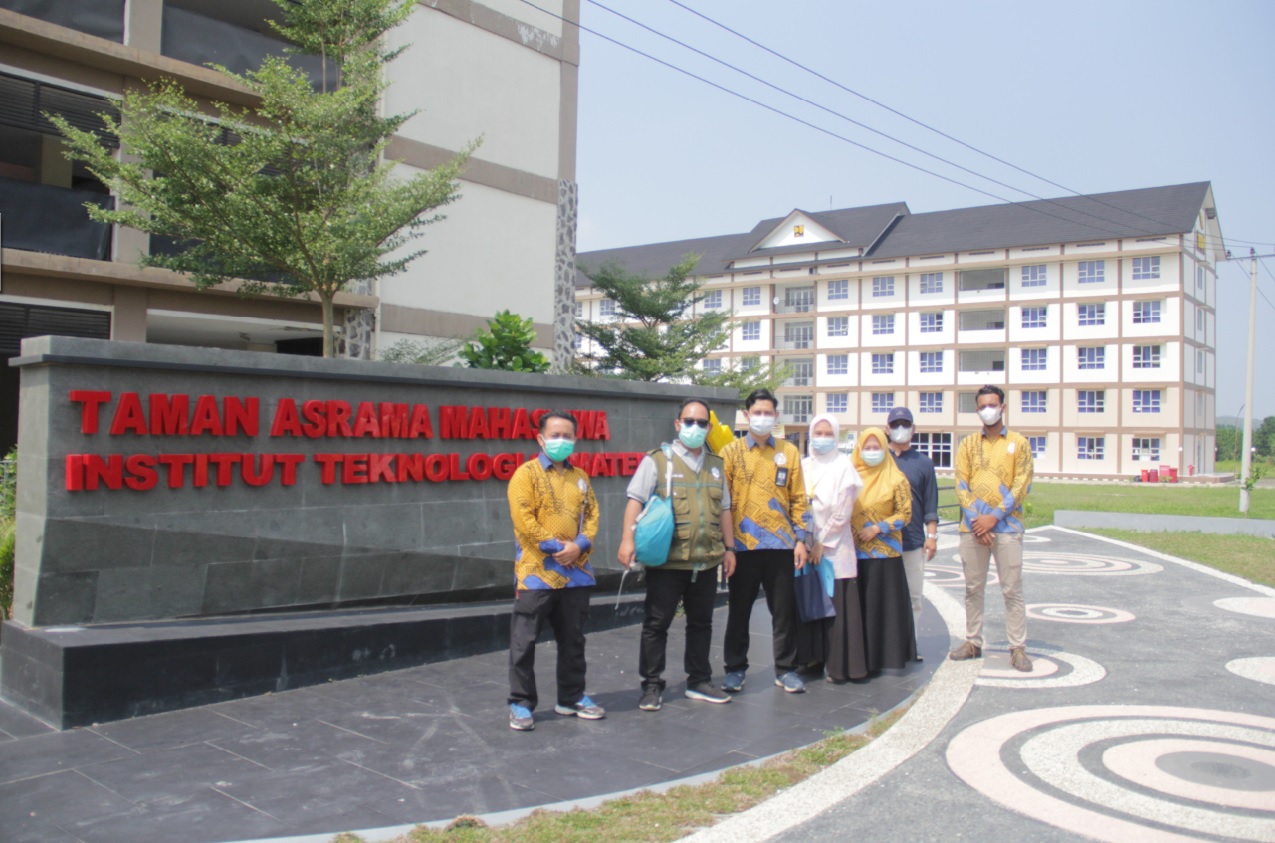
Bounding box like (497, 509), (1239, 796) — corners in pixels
(857, 556), (917, 672)
(826, 577), (868, 681)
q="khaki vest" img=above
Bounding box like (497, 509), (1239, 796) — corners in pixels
(650, 447), (725, 569)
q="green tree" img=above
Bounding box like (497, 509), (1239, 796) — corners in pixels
(576, 255), (789, 394)
(460, 310), (550, 373)
(1216, 425), (1241, 461)
(51, 0), (472, 357)
(1257, 415), (1275, 458)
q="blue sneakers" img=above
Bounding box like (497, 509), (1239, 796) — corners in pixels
(722, 670), (746, 693)
(774, 671), (806, 693)
(554, 695), (606, 719)
(509, 703), (534, 731)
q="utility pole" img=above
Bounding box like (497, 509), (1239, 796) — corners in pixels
(1239, 248), (1257, 514)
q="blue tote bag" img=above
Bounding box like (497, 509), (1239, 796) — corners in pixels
(793, 562), (836, 622)
(633, 446), (674, 566)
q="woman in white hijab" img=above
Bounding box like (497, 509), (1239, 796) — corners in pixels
(798, 413), (868, 683)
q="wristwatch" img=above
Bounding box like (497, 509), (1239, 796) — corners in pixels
(724, 546), (736, 552)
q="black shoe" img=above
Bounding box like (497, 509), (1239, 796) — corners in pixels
(639, 687), (663, 711)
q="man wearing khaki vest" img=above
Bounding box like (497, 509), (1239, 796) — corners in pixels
(619, 398), (736, 712)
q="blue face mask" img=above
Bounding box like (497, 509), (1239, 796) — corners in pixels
(542, 437), (575, 463)
(861, 449), (885, 467)
(811, 436), (837, 454)
(679, 422), (709, 449)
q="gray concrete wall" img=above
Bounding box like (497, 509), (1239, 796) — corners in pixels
(12, 336), (738, 626)
(1054, 510), (1275, 538)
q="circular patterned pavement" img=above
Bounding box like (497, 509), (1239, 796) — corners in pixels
(1021, 551), (1163, 576)
(1226, 657), (1275, 688)
(947, 705), (1275, 843)
(1025, 603), (1136, 625)
(975, 648), (1105, 689)
(1214, 597), (1275, 620)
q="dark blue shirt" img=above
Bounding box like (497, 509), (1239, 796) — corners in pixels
(891, 447), (939, 551)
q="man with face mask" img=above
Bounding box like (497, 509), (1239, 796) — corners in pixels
(951, 385), (1035, 672)
(719, 389), (813, 694)
(885, 407), (938, 657)
(619, 398), (736, 712)
(505, 410), (603, 731)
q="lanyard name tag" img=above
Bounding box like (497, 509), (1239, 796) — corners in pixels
(775, 467), (789, 486)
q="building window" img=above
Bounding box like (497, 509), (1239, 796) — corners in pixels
(1021, 347), (1048, 371)
(1132, 256), (1161, 281)
(913, 432), (953, 468)
(826, 354), (848, 375)
(703, 290), (722, 309)
(871, 392), (895, 414)
(599, 298), (615, 317)
(1133, 300), (1162, 324)
(827, 316), (849, 337)
(1196, 309), (1205, 333)
(872, 314), (895, 335)
(1196, 265), (1206, 293)
(1077, 390), (1105, 413)
(573, 301), (583, 318)
(1077, 436), (1105, 460)
(741, 356), (760, 372)
(871, 352), (895, 374)
(1133, 345), (1161, 369)
(920, 351), (943, 373)
(1197, 349), (1205, 373)
(828, 279), (849, 300)
(919, 391), (943, 413)
(1021, 306), (1047, 329)
(1021, 390), (1047, 413)
(920, 272), (944, 294)
(958, 268), (1006, 291)
(1021, 265), (1047, 288)
(920, 312), (943, 333)
(1028, 435), (1047, 457)
(872, 276), (895, 297)
(742, 286), (761, 306)
(783, 395), (812, 423)
(826, 392), (848, 413)
(1078, 303), (1105, 326)
(742, 321), (760, 341)
(1132, 389), (1161, 413)
(573, 332), (583, 349)
(702, 358), (722, 374)
(1132, 437), (1161, 461)
(1078, 346), (1105, 370)
(958, 392), (979, 414)
(1078, 260), (1105, 284)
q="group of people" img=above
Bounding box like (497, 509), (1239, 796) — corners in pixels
(503, 385), (1033, 731)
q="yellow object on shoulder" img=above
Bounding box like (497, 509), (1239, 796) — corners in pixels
(706, 410), (735, 455)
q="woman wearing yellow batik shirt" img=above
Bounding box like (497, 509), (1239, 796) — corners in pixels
(851, 427), (916, 673)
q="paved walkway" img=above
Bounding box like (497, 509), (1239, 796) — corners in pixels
(2, 526), (1272, 843)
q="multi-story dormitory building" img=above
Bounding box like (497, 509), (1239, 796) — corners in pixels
(0, 0), (580, 453)
(576, 182), (1224, 479)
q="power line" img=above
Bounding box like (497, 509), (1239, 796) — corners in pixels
(540, 0), (1221, 244)
(659, 0), (1274, 250)
(1234, 257), (1275, 312)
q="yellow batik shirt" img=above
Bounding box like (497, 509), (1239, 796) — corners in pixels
(720, 434), (812, 551)
(507, 453), (599, 590)
(851, 477), (912, 559)
(955, 426), (1034, 534)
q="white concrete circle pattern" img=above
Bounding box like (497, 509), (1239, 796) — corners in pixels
(1214, 597), (1275, 620)
(1025, 603), (1136, 624)
(1021, 551), (1163, 576)
(923, 564), (980, 587)
(947, 705), (1275, 843)
(1226, 657), (1275, 688)
(974, 649), (1105, 689)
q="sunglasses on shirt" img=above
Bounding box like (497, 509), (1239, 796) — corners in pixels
(680, 418), (711, 428)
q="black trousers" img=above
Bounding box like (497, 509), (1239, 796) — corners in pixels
(724, 549), (799, 676)
(508, 587), (591, 710)
(639, 567), (718, 691)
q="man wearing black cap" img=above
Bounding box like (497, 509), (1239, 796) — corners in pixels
(886, 406), (938, 659)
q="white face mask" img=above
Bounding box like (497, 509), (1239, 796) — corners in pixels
(810, 436), (837, 454)
(978, 406), (1003, 426)
(861, 449), (885, 467)
(748, 414), (776, 437)
(888, 425), (912, 444)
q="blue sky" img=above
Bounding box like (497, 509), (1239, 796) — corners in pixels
(572, 0), (1275, 418)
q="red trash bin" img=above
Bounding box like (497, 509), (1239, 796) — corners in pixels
(1141, 469), (1150, 482)
(1148, 469), (1158, 483)
(1168, 467), (1179, 482)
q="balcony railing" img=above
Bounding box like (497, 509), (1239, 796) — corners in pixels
(0, 177), (112, 260)
(162, 6), (338, 89)
(5, 0), (124, 42)
(774, 301), (813, 314)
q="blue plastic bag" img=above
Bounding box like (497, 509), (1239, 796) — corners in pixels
(794, 563), (836, 622)
(817, 554), (836, 598)
(633, 494), (674, 566)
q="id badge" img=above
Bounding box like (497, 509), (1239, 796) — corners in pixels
(775, 467), (789, 486)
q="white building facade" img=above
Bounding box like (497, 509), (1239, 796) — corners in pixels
(576, 183), (1224, 479)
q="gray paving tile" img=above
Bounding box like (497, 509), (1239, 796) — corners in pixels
(210, 686), (361, 730)
(210, 726), (378, 773)
(0, 770), (133, 843)
(0, 700), (56, 741)
(363, 776), (554, 825)
(66, 789), (288, 843)
(87, 706), (255, 751)
(216, 760), (421, 829)
(76, 743), (270, 803)
(0, 728), (137, 785)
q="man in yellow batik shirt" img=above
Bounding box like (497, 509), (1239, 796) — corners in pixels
(505, 411), (602, 731)
(950, 385), (1035, 672)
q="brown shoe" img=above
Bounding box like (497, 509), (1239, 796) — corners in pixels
(1010, 647), (1032, 672)
(948, 641), (982, 660)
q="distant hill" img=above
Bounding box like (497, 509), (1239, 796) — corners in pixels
(1217, 416), (1241, 428)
